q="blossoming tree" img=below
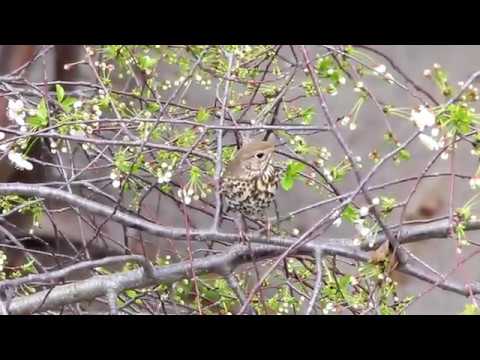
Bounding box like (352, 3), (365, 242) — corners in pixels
(0, 45), (479, 315)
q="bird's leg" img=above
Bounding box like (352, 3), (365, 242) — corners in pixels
(234, 214), (249, 244)
(264, 210), (271, 239)
(273, 199), (280, 230)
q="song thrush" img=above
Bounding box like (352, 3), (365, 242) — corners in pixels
(221, 138), (281, 219)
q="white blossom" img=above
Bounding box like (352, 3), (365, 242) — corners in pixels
(340, 116), (351, 126)
(69, 128), (85, 137)
(323, 168), (333, 182)
(411, 105), (435, 130)
(157, 170), (173, 184)
(372, 197), (380, 206)
(333, 217), (342, 227)
(8, 99), (24, 113)
(73, 101), (83, 110)
(384, 72), (395, 84)
(470, 177), (480, 190)
(177, 188), (192, 205)
(112, 179), (121, 188)
(359, 206), (369, 217)
(419, 133), (440, 151)
(373, 64), (386, 75)
(354, 219), (370, 237)
(354, 82), (364, 92)
(7, 150), (33, 171)
(7, 99), (26, 125)
(431, 127), (440, 137)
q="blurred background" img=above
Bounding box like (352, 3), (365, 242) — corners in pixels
(1, 45), (479, 314)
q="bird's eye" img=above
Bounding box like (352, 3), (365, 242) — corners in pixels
(256, 152), (264, 159)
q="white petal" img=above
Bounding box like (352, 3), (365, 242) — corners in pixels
(419, 133), (440, 151)
(374, 64), (386, 74)
(359, 206), (369, 217)
(411, 106), (435, 130)
(20, 159), (33, 171)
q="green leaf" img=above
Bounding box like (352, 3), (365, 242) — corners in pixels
(341, 204), (359, 223)
(280, 161), (305, 191)
(380, 197), (397, 214)
(147, 102), (160, 113)
(138, 55), (158, 71)
(37, 99), (48, 121)
(196, 107), (210, 123)
(61, 97), (76, 113)
(125, 289), (138, 299)
(56, 84), (65, 103)
(27, 115), (47, 129)
(114, 151), (144, 174)
(286, 161), (305, 177)
(316, 56), (334, 77)
(460, 303), (480, 315)
(398, 149), (411, 161)
(281, 176), (295, 191)
(301, 107), (315, 125)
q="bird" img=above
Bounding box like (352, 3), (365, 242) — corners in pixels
(221, 137), (281, 221)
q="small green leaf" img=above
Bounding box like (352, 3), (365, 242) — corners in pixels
(460, 303), (480, 315)
(61, 97), (76, 113)
(286, 161), (305, 176)
(147, 102), (160, 113)
(56, 84), (65, 103)
(380, 197), (397, 214)
(196, 107), (210, 123)
(27, 115), (47, 128)
(341, 204), (359, 223)
(37, 99), (48, 120)
(280, 161), (305, 191)
(281, 176), (295, 191)
(301, 107), (315, 125)
(138, 55), (158, 72)
(398, 149), (411, 161)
